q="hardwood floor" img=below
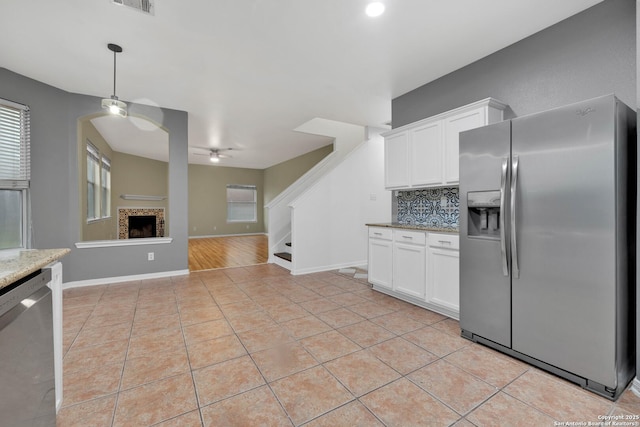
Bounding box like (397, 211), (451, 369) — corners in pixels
(188, 234), (269, 271)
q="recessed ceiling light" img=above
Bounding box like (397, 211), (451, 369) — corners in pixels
(365, 2), (385, 17)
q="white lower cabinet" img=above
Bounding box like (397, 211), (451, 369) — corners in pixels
(368, 227), (460, 319)
(368, 228), (393, 290)
(392, 231), (426, 299)
(427, 233), (460, 313)
(427, 247), (460, 312)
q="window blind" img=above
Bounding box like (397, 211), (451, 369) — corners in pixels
(227, 185), (257, 222)
(87, 141), (100, 220)
(0, 98), (30, 182)
(101, 156), (111, 218)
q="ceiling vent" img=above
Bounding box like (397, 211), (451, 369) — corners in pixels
(112, 0), (154, 15)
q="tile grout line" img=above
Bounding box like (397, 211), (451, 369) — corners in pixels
(180, 275), (213, 427)
(490, 369), (561, 423)
(202, 273), (295, 425)
(110, 284), (140, 427)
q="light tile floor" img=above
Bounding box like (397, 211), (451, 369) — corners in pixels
(57, 264), (640, 426)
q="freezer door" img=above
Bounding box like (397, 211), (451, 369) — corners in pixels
(511, 95), (618, 388)
(459, 120), (512, 347)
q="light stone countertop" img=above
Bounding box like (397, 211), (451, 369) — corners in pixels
(366, 223), (459, 234)
(0, 248), (70, 289)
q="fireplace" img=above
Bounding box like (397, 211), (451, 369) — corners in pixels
(128, 216), (157, 238)
(117, 208), (165, 239)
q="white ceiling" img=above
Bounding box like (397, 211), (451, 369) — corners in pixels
(0, 0), (602, 169)
(91, 115), (169, 162)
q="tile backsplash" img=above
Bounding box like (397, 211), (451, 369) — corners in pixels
(394, 187), (459, 229)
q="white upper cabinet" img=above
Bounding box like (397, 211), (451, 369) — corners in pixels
(384, 131), (410, 189)
(384, 98), (507, 190)
(411, 121), (443, 187)
(443, 108), (485, 184)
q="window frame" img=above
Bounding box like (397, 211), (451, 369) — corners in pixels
(100, 154), (111, 219)
(226, 184), (258, 223)
(86, 140), (111, 223)
(0, 97), (31, 250)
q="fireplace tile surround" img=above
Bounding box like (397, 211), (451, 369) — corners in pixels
(118, 208), (165, 239)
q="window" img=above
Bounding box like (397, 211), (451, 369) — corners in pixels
(0, 98), (30, 250)
(227, 185), (257, 222)
(101, 156), (111, 218)
(87, 142), (100, 221)
(86, 141), (111, 221)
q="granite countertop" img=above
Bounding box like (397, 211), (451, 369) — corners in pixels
(0, 248), (70, 289)
(366, 223), (459, 234)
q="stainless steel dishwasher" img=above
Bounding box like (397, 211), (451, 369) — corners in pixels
(0, 268), (55, 427)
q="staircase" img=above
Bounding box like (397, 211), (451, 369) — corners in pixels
(274, 242), (292, 263)
(266, 119), (367, 271)
(267, 122), (391, 274)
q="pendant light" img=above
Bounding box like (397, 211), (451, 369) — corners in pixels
(101, 43), (127, 117)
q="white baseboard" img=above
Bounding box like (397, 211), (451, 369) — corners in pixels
(189, 233), (267, 239)
(631, 378), (640, 398)
(63, 269), (189, 289)
(372, 284), (459, 320)
(291, 260), (368, 276)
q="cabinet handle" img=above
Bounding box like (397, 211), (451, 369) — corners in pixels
(438, 240), (451, 245)
(373, 232), (382, 235)
(402, 235), (413, 239)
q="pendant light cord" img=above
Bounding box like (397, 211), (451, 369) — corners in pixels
(113, 49), (117, 98)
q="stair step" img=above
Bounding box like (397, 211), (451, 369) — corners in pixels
(274, 252), (292, 262)
(285, 242), (292, 247)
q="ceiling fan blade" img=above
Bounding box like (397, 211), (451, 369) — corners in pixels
(190, 146), (239, 152)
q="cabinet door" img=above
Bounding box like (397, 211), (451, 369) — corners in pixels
(444, 108), (486, 184)
(384, 131), (410, 189)
(368, 239), (393, 290)
(411, 121), (443, 187)
(393, 242), (426, 299)
(427, 247), (460, 313)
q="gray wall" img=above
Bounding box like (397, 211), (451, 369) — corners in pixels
(0, 68), (189, 282)
(0, 68), (73, 272)
(393, 0), (638, 387)
(392, 0), (636, 128)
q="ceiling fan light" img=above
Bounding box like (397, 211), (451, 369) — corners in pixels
(210, 153), (220, 163)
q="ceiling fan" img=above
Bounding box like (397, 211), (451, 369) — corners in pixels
(192, 147), (236, 163)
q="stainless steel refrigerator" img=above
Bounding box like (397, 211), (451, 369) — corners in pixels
(459, 95), (636, 400)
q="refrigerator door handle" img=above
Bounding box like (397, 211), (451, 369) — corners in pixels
(511, 155), (520, 278)
(500, 157), (509, 276)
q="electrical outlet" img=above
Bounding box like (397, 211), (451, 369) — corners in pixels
(370, 193), (377, 201)
(193, 226), (197, 231)
(213, 226), (217, 231)
(148, 252), (154, 261)
(246, 225), (249, 229)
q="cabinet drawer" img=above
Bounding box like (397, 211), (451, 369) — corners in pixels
(393, 229), (426, 245)
(369, 227), (393, 240)
(428, 233), (459, 250)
